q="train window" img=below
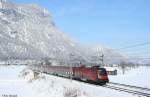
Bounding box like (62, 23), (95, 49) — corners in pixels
(99, 68), (107, 75)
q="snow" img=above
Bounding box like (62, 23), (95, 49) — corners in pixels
(0, 65), (34, 97)
(109, 66), (150, 88)
(0, 65), (139, 97)
(104, 66), (118, 71)
(0, 0), (127, 65)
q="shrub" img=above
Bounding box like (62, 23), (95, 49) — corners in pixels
(63, 87), (81, 97)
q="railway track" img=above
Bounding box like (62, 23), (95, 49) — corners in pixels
(32, 69), (150, 97)
(103, 82), (150, 97)
(109, 82), (150, 91)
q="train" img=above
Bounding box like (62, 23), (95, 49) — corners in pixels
(34, 65), (109, 85)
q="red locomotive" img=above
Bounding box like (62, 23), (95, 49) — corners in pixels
(37, 65), (109, 85)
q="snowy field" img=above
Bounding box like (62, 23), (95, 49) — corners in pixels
(109, 66), (150, 88)
(0, 65), (145, 97)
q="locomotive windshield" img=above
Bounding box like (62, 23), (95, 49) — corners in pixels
(99, 68), (107, 75)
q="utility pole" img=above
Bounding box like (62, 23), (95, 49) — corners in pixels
(96, 47), (104, 67)
(43, 8), (46, 16)
(100, 54), (104, 67)
(0, 0), (3, 9)
(69, 53), (74, 81)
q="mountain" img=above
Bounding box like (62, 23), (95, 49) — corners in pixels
(0, 0), (127, 65)
(0, 0), (90, 64)
(87, 45), (128, 65)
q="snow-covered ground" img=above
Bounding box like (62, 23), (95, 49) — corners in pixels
(109, 66), (150, 88)
(0, 65), (144, 97)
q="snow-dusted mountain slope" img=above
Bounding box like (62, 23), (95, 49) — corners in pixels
(0, 1), (87, 62)
(89, 45), (128, 64)
(0, 0), (127, 64)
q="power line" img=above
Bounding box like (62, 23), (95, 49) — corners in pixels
(125, 51), (150, 55)
(102, 55), (150, 58)
(114, 41), (150, 50)
(104, 56), (150, 59)
(116, 46), (150, 53)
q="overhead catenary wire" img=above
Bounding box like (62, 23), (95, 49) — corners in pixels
(125, 51), (150, 55)
(102, 41), (150, 60)
(113, 41), (150, 51)
(103, 56), (150, 58)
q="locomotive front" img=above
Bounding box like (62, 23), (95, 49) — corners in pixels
(97, 68), (109, 84)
